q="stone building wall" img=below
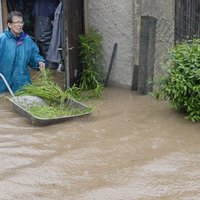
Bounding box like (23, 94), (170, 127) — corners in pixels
(88, 0), (175, 88)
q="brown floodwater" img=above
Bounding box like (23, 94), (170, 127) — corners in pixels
(0, 85), (200, 200)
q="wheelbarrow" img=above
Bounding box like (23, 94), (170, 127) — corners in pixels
(0, 73), (92, 126)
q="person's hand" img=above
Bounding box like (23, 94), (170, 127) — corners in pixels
(38, 62), (45, 70)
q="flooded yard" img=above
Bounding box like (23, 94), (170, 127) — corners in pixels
(0, 86), (200, 200)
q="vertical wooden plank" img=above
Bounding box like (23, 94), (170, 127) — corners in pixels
(83, 0), (89, 33)
(61, 0), (69, 89)
(0, 0), (3, 32)
(138, 16), (157, 94)
(66, 0), (84, 86)
(1, 0), (7, 30)
(196, 0), (200, 37)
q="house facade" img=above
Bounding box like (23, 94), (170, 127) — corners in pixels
(89, 0), (175, 88)
(1, 0), (197, 90)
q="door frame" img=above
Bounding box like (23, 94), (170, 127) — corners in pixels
(62, 0), (88, 89)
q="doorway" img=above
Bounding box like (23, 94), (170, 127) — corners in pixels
(4, 0), (86, 89)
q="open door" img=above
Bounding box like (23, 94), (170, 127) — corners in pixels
(1, 0), (87, 89)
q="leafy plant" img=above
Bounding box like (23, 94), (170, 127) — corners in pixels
(78, 26), (104, 97)
(28, 105), (92, 119)
(153, 38), (200, 122)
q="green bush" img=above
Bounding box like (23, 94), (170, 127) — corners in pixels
(78, 27), (104, 98)
(154, 39), (200, 122)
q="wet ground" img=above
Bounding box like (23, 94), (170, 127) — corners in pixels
(0, 86), (200, 200)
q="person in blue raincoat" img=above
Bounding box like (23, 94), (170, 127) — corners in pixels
(0, 11), (45, 94)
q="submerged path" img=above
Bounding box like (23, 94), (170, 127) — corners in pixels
(0, 87), (200, 200)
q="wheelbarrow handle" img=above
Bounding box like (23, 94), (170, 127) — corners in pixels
(0, 73), (14, 96)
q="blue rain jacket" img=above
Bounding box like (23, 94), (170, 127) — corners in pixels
(0, 28), (45, 94)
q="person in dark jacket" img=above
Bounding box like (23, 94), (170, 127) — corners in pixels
(0, 11), (45, 94)
(32, 0), (60, 60)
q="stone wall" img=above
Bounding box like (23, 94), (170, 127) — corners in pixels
(140, 0), (175, 79)
(88, 0), (175, 88)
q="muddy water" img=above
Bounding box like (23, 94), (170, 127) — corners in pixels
(0, 86), (200, 200)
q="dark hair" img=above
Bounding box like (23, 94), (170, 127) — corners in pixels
(7, 11), (23, 23)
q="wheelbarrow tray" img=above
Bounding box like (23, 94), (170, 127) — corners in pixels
(9, 95), (92, 126)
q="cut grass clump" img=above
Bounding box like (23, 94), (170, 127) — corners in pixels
(15, 69), (93, 119)
(16, 69), (70, 106)
(28, 105), (93, 119)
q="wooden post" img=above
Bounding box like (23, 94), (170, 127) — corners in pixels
(138, 16), (157, 95)
(83, 0), (89, 33)
(1, 0), (7, 30)
(61, 0), (69, 90)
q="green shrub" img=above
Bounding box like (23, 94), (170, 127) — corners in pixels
(154, 39), (200, 122)
(78, 27), (104, 98)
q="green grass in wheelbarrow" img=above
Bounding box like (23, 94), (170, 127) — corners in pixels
(27, 104), (93, 119)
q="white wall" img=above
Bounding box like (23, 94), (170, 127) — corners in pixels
(89, 0), (175, 88)
(89, 0), (134, 87)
